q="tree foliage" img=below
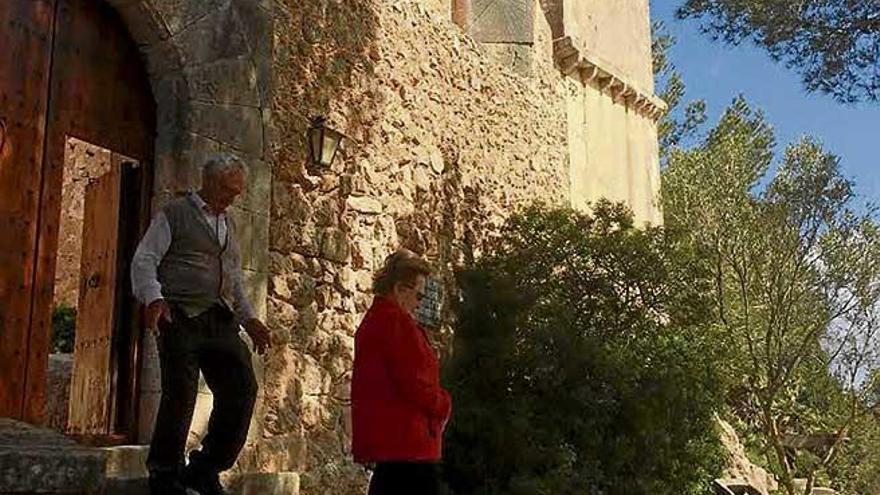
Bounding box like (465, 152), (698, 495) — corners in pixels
(662, 97), (880, 494)
(441, 203), (726, 495)
(653, 21), (707, 162)
(51, 305), (76, 354)
(677, 0), (880, 103)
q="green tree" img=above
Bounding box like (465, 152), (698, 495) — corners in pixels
(442, 203), (727, 495)
(662, 97), (880, 495)
(677, 0), (880, 103)
(653, 21), (707, 163)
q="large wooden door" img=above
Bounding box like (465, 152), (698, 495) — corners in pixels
(0, 0), (155, 430)
(0, 0), (58, 423)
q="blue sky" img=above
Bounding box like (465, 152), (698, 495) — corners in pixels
(650, 2), (880, 203)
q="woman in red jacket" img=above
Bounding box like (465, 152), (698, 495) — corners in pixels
(351, 249), (452, 495)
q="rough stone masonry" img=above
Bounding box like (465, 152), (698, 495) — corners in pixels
(48, 0), (664, 493)
(243, 0), (661, 493)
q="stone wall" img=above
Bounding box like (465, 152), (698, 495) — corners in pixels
(50, 0), (665, 493)
(234, 0), (570, 491)
(97, 0), (276, 448)
(53, 138), (115, 309)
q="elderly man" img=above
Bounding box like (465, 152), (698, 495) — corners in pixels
(132, 153), (271, 495)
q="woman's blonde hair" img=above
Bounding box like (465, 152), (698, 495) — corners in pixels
(373, 249), (432, 295)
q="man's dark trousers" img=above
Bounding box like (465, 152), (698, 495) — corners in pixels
(147, 304), (257, 476)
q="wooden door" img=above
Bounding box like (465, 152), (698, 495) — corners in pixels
(67, 160), (121, 437)
(0, 0), (57, 422)
(0, 0), (155, 428)
(47, 0), (155, 440)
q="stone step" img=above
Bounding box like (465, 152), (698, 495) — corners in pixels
(100, 446), (299, 495)
(0, 418), (106, 494)
(0, 423), (298, 495)
(102, 472), (300, 495)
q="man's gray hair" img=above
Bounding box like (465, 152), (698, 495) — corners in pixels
(202, 152), (247, 181)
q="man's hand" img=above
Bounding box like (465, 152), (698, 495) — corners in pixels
(244, 318), (271, 355)
(145, 299), (172, 333)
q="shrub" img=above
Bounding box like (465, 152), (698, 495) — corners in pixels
(51, 305), (77, 354)
(441, 202), (727, 495)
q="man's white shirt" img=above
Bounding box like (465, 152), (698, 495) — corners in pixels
(130, 193), (256, 321)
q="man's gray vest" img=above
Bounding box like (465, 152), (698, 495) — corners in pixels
(157, 194), (239, 317)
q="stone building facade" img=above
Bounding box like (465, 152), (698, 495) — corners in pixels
(49, 0), (664, 492)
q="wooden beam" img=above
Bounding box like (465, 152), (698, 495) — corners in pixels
(559, 53), (580, 76)
(582, 64), (599, 83)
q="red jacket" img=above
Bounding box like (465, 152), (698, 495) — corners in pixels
(351, 296), (452, 463)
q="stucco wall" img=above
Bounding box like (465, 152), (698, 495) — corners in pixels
(566, 0), (654, 91)
(568, 81), (662, 225)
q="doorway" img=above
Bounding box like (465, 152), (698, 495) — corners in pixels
(0, 0), (156, 444)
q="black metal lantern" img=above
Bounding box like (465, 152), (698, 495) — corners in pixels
(307, 116), (344, 169)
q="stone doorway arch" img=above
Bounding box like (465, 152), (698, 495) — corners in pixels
(104, 0), (274, 443)
(0, 0), (272, 436)
(105, 0), (273, 207)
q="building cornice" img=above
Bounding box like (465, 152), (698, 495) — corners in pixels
(554, 36), (668, 121)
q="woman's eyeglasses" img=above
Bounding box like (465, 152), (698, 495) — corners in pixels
(405, 284), (427, 301)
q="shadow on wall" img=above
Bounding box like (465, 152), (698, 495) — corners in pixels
(395, 140), (491, 356)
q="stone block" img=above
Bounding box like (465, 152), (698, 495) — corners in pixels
(243, 269), (269, 321)
(152, 132), (201, 199)
(187, 381), (215, 449)
(346, 196), (382, 214)
(250, 213), (271, 274)
(46, 353), (73, 432)
(285, 273), (317, 308)
(102, 445), (150, 480)
(0, 419), (107, 493)
(143, 37), (185, 77)
(185, 56), (261, 107)
(240, 434), (307, 473)
(188, 102), (264, 156)
(229, 207), (256, 267)
(297, 304), (318, 338)
(152, 0), (229, 36)
(231, 0), (273, 104)
(317, 228), (350, 264)
(116, 1), (171, 45)
(276, 221), (321, 258)
(175, 3), (251, 67)
(104, 477), (150, 495)
(272, 182), (311, 224)
(243, 157), (272, 215)
(313, 196), (340, 227)
(150, 73), (189, 137)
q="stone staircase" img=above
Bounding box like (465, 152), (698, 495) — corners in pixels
(0, 419), (298, 494)
(0, 418), (105, 494)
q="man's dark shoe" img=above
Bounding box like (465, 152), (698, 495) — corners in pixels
(149, 472), (187, 495)
(183, 452), (228, 495)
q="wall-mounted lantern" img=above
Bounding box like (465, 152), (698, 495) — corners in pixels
(307, 116), (345, 170)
